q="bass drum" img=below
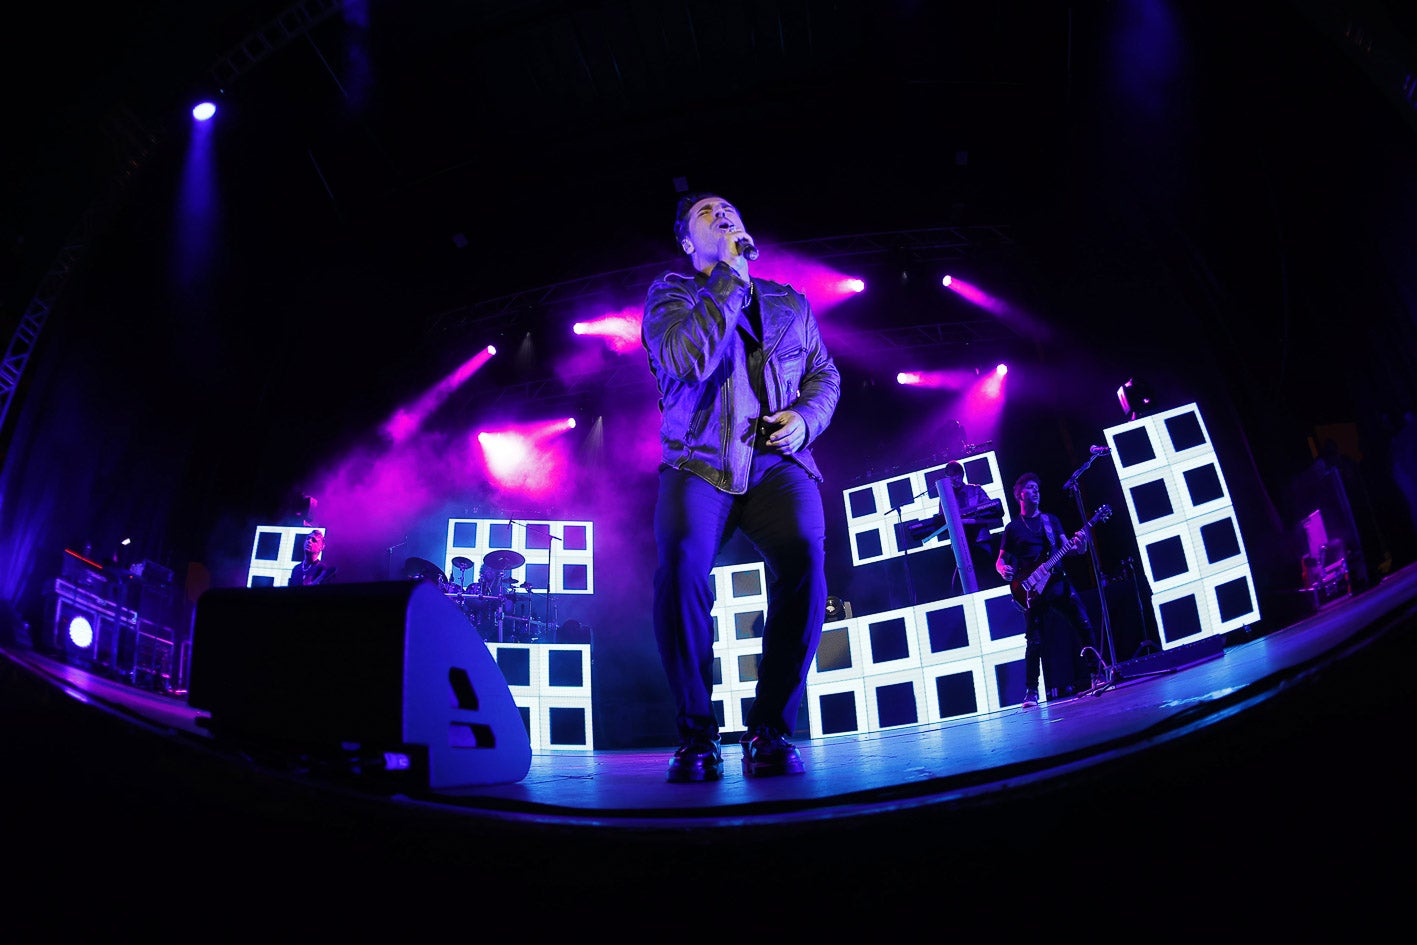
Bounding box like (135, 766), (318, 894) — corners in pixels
(501, 616), (548, 643)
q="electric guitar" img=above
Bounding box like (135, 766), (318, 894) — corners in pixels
(1009, 505), (1112, 612)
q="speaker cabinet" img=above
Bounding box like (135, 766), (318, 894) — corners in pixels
(188, 579), (531, 788)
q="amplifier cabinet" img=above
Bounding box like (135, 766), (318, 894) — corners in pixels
(47, 578), (139, 672)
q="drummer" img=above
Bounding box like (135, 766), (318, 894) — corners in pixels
(477, 549), (526, 597)
(478, 563), (505, 597)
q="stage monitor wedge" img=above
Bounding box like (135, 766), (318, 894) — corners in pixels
(188, 579), (531, 788)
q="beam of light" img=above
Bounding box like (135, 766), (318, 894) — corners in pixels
(192, 101), (217, 121)
(526, 416), (577, 438)
(896, 367), (977, 391)
(958, 362), (1008, 443)
(979, 365), (1008, 398)
(166, 111), (223, 376)
(574, 307), (643, 353)
(582, 415), (604, 454)
(943, 275), (1056, 341)
(341, 0), (374, 111)
(478, 430), (531, 477)
(907, 363), (1009, 456)
(752, 249), (864, 315)
(382, 345), (497, 443)
(172, 115), (218, 296)
(942, 274), (1008, 316)
(516, 332), (535, 372)
(476, 417), (578, 498)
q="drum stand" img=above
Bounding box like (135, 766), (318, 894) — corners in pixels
(507, 520), (563, 641)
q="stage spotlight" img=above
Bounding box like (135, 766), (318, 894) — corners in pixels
(67, 615), (94, 649)
(573, 309), (643, 352)
(995, 363), (1008, 375)
(192, 100), (217, 121)
(942, 275), (952, 288)
(844, 278), (865, 293)
(897, 371), (921, 386)
(1118, 377), (1155, 420)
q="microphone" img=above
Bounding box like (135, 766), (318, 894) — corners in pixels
(1090, 445), (1111, 455)
(737, 236), (759, 261)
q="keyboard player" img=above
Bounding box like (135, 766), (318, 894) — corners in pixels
(940, 461), (1004, 589)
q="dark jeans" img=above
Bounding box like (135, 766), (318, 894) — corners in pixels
(1023, 582), (1096, 692)
(652, 457), (828, 740)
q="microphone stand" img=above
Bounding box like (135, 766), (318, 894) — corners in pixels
(508, 519), (563, 641)
(1063, 455), (1117, 695)
(1065, 453), (1171, 696)
(891, 489), (931, 608)
(386, 537), (407, 580)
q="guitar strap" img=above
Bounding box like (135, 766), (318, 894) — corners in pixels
(1040, 514), (1060, 553)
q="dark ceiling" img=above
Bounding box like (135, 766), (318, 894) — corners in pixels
(5, 1), (1076, 313)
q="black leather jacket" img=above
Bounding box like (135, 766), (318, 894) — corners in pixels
(642, 261), (840, 494)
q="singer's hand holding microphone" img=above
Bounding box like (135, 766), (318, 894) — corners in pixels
(734, 233), (759, 261)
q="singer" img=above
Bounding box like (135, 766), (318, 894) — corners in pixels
(642, 192), (841, 782)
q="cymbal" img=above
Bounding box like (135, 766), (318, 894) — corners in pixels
(404, 556), (447, 584)
(450, 556), (474, 572)
(482, 549), (525, 571)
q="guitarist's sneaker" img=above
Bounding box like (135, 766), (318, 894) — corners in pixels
(1022, 688), (1040, 708)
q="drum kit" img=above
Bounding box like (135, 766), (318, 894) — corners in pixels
(403, 550), (541, 642)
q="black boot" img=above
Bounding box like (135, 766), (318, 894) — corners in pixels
(740, 726), (805, 777)
(666, 732), (723, 782)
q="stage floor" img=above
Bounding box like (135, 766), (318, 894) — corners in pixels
(8, 562), (1415, 827)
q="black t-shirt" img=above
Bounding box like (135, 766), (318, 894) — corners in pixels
(1001, 513), (1073, 597)
(290, 560), (334, 586)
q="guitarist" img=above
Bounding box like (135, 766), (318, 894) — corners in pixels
(995, 472), (1097, 708)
